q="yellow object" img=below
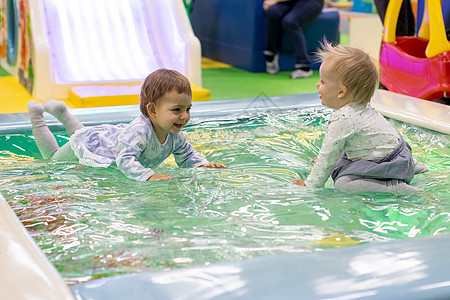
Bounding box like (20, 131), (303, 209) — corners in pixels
(325, 0), (353, 10)
(0, 76), (210, 113)
(384, 0), (450, 58)
(383, 0), (404, 43)
(201, 57), (231, 69)
(68, 86), (140, 108)
(191, 83), (211, 101)
(69, 83), (210, 108)
(0, 76), (35, 114)
(418, 0), (430, 39)
(424, 0), (450, 57)
(312, 234), (360, 247)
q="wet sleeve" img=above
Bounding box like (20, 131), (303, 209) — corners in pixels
(115, 128), (155, 181)
(173, 132), (209, 168)
(305, 111), (352, 187)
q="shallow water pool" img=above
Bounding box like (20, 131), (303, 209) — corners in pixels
(1, 106), (449, 285)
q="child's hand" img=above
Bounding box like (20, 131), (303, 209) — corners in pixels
(263, 0), (278, 10)
(199, 163), (227, 169)
(147, 174), (173, 181)
(293, 178), (306, 186)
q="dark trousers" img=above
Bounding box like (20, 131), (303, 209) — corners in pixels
(265, 0), (322, 68)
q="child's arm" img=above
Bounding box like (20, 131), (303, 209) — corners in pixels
(116, 126), (169, 181)
(293, 157), (317, 184)
(294, 111), (350, 187)
(173, 133), (226, 168)
(116, 144), (160, 181)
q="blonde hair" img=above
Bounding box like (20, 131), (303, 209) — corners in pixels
(140, 69), (192, 118)
(315, 43), (379, 105)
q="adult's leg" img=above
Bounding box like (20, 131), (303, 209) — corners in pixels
(43, 100), (83, 136)
(282, 0), (322, 69)
(335, 175), (423, 194)
(27, 101), (60, 159)
(264, 2), (292, 58)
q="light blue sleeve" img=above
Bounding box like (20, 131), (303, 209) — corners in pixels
(115, 125), (155, 181)
(173, 132), (209, 168)
(305, 110), (353, 187)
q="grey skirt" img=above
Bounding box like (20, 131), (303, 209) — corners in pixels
(331, 138), (415, 184)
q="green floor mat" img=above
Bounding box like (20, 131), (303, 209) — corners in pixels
(202, 67), (319, 101)
(1, 62), (321, 102)
(201, 34), (348, 101)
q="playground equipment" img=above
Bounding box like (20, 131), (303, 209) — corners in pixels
(379, 0), (450, 100)
(0, 0), (201, 102)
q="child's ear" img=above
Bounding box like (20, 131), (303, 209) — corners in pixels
(147, 102), (156, 115)
(338, 84), (348, 99)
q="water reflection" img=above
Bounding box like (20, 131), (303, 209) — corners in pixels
(0, 108), (448, 285)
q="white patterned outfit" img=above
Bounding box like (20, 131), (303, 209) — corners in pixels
(305, 104), (420, 193)
(69, 115), (208, 181)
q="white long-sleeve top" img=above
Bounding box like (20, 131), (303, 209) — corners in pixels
(70, 115), (208, 181)
(305, 104), (401, 187)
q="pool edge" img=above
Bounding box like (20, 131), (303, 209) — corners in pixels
(70, 233), (450, 299)
(1, 91), (449, 299)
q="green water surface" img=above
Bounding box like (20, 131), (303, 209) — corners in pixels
(1, 107), (449, 285)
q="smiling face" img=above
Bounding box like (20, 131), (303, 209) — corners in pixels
(316, 60), (350, 110)
(148, 91), (192, 143)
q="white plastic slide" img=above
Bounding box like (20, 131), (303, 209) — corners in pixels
(0, 194), (75, 300)
(1, 0), (201, 100)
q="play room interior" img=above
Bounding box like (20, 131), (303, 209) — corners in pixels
(1, 0), (449, 299)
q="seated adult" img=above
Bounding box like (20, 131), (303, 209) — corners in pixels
(263, 0), (324, 79)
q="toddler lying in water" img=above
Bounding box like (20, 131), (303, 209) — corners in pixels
(27, 69), (226, 181)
